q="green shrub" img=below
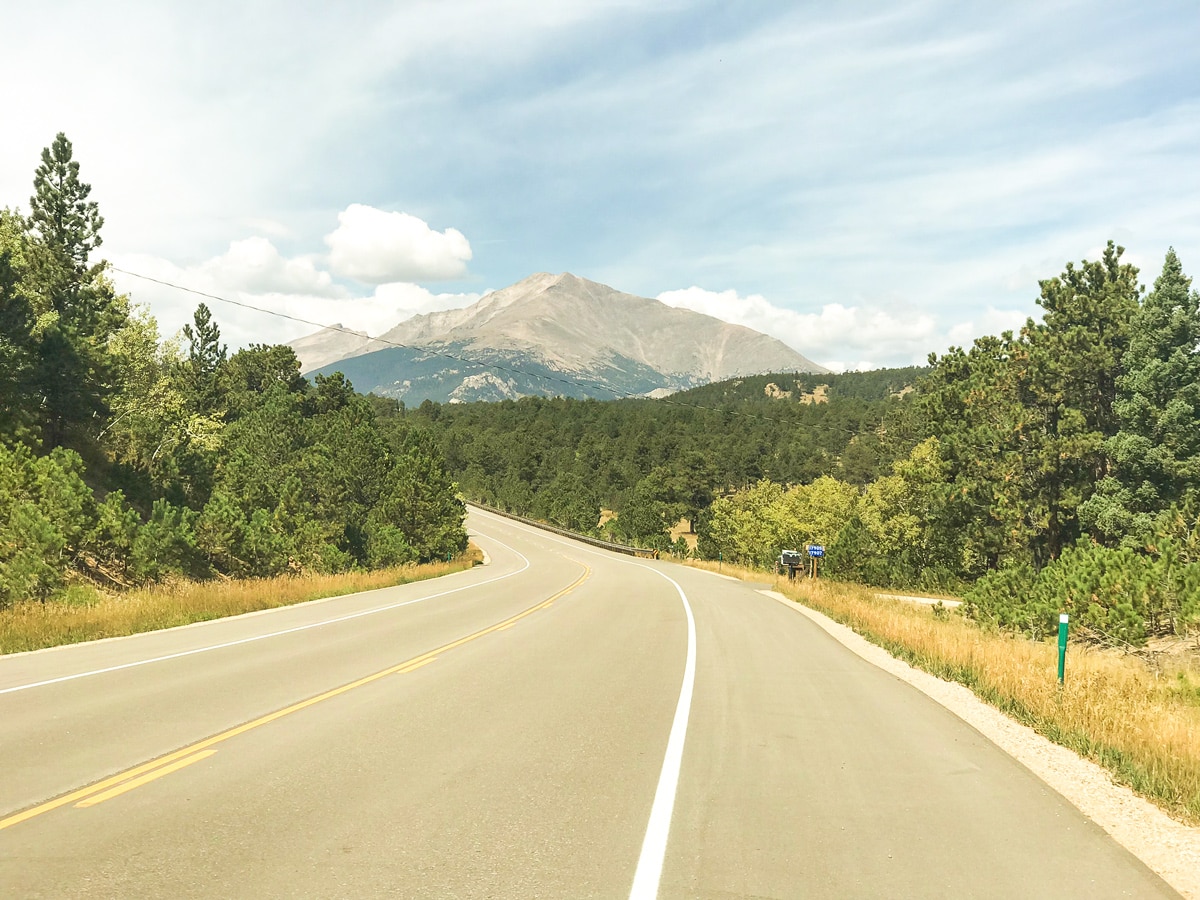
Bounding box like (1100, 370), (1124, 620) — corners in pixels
(130, 499), (202, 581)
(366, 524), (417, 568)
(966, 538), (1200, 646)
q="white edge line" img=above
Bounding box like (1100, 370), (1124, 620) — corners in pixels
(0, 537), (529, 696)
(627, 566), (696, 900)
(468, 508), (698, 899)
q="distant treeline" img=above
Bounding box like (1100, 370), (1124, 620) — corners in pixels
(418, 245), (1200, 646)
(0, 134), (465, 608)
(409, 365), (925, 544)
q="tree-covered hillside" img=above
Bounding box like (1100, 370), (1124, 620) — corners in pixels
(671, 366), (926, 405)
(409, 375), (921, 543)
(416, 245), (1200, 646)
(0, 134), (466, 608)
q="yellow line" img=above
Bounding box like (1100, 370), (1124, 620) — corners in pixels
(398, 657), (437, 673)
(0, 563), (590, 831)
(75, 750), (218, 808)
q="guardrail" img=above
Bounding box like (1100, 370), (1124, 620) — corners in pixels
(465, 501), (659, 559)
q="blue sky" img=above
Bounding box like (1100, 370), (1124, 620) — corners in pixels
(2, 1), (1198, 370)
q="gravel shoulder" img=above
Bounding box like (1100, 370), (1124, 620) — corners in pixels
(760, 589), (1200, 900)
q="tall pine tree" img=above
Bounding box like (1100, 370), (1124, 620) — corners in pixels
(181, 303), (228, 415)
(1082, 249), (1200, 543)
(1017, 241), (1141, 562)
(25, 133), (127, 447)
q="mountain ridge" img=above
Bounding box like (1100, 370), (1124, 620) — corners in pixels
(294, 272), (827, 403)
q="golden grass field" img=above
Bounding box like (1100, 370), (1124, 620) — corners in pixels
(0, 546), (482, 656)
(687, 559), (1200, 825)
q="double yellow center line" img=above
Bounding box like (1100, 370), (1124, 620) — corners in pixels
(1, 564), (590, 831)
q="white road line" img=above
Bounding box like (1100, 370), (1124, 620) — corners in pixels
(468, 508), (698, 899)
(627, 566), (696, 900)
(0, 537), (530, 696)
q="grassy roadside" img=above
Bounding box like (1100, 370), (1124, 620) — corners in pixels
(686, 559), (1200, 825)
(0, 546), (483, 655)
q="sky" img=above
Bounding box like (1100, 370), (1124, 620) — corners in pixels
(2, 0), (1198, 372)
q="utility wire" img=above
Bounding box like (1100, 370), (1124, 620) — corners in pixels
(108, 265), (904, 434)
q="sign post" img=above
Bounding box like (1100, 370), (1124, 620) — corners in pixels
(1057, 613), (1069, 685)
(806, 545), (825, 579)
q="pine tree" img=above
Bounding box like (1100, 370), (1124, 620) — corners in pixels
(1082, 249), (1200, 543)
(0, 243), (37, 442)
(24, 133), (127, 447)
(29, 133), (103, 275)
(1018, 241), (1142, 561)
(180, 303), (227, 414)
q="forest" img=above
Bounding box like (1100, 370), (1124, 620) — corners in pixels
(409, 366), (923, 540)
(415, 245), (1200, 647)
(0, 134), (466, 609)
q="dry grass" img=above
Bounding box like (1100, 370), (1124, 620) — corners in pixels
(0, 545), (483, 655)
(686, 560), (1200, 825)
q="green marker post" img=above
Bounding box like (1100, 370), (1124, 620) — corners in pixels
(1057, 613), (1069, 685)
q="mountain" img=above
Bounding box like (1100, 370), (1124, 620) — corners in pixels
(297, 272), (827, 403)
(288, 324), (382, 374)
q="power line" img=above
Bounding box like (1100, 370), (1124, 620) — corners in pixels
(108, 265), (904, 433)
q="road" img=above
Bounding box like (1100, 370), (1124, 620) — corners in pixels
(0, 508), (1178, 898)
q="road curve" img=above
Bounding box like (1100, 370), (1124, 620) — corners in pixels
(0, 509), (1178, 898)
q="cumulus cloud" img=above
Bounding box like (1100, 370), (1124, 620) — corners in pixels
(371, 282), (481, 320)
(197, 237), (344, 298)
(111, 248), (479, 351)
(325, 204), (473, 283)
(657, 286), (1037, 372)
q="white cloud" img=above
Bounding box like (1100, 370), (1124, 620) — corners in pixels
(111, 249), (479, 352)
(325, 204), (473, 283)
(371, 282), (481, 320)
(197, 237), (343, 298)
(657, 286), (1039, 372)
(658, 286), (938, 370)
(945, 307), (1030, 348)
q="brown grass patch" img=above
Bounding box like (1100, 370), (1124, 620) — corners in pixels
(1, 545), (483, 655)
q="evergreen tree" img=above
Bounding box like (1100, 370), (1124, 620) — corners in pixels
(1082, 249), (1200, 543)
(29, 133), (103, 273)
(919, 332), (1031, 572)
(1016, 241), (1142, 562)
(0, 245), (37, 442)
(180, 302), (227, 414)
(24, 133), (127, 446)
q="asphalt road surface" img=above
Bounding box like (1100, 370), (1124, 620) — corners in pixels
(0, 508), (1178, 898)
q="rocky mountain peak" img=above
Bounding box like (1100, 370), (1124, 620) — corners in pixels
(290, 271), (827, 403)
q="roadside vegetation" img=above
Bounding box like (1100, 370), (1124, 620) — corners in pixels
(0, 547), (481, 655)
(1, 133), (467, 618)
(687, 559), (1200, 825)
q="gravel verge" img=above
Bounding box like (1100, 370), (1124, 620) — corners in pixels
(760, 589), (1200, 899)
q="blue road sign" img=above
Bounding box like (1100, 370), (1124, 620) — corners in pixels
(807, 545), (825, 558)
